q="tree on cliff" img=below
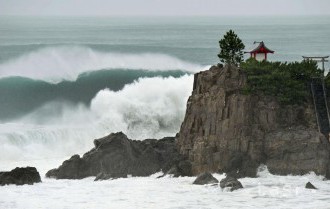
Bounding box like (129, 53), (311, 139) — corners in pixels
(218, 30), (245, 66)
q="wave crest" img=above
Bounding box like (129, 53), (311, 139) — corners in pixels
(0, 46), (202, 82)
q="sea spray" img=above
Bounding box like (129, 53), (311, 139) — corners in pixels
(0, 75), (194, 162)
(0, 69), (189, 120)
(91, 75), (193, 138)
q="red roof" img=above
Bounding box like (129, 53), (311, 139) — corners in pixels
(247, 41), (274, 54)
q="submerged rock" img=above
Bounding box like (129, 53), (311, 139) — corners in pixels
(46, 132), (191, 179)
(219, 176), (243, 191)
(94, 172), (127, 181)
(193, 172), (219, 185)
(305, 182), (317, 189)
(0, 167), (41, 186)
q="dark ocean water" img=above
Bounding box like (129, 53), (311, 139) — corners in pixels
(0, 69), (187, 120)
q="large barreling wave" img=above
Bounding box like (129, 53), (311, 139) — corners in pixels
(0, 46), (204, 164)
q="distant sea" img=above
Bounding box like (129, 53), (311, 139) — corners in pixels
(1, 16), (330, 65)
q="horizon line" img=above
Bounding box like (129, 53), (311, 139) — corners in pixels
(1, 14), (330, 18)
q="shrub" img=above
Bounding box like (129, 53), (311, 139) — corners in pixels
(240, 58), (321, 105)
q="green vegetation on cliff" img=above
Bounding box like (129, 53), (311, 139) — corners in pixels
(241, 58), (322, 105)
(218, 30), (245, 66)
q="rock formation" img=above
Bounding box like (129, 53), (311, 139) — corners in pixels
(46, 132), (191, 180)
(0, 167), (41, 186)
(177, 65), (330, 178)
(219, 176), (243, 191)
(192, 172), (219, 185)
(305, 182), (317, 189)
(47, 65), (330, 180)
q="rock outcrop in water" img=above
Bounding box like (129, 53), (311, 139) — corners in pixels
(46, 132), (191, 180)
(219, 176), (243, 191)
(48, 65), (330, 180)
(305, 182), (317, 189)
(192, 172), (219, 185)
(0, 167), (41, 186)
(177, 65), (330, 178)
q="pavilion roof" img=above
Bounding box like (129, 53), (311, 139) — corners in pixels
(246, 41), (274, 54)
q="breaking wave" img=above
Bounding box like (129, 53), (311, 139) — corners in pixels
(0, 46), (202, 82)
(0, 75), (194, 162)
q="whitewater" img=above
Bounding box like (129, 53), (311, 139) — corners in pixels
(1, 165), (330, 209)
(1, 16), (330, 209)
(0, 62), (196, 162)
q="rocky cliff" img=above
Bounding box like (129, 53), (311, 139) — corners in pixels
(177, 65), (330, 178)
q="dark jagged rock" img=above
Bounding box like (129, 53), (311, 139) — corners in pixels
(0, 167), (41, 186)
(177, 65), (330, 178)
(193, 172), (219, 185)
(46, 132), (191, 179)
(158, 160), (192, 178)
(305, 182), (317, 189)
(219, 176), (243, 191)
(94, 172), (127, 181)
(46, 155), (85, 179)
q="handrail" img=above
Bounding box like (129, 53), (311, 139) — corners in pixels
(321, 79), (330, 126)
(311, 81), (321, 133)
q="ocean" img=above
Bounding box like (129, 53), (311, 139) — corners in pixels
(0, 16), (330, 208)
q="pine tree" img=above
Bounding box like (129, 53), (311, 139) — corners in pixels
(218, 30), (245, 66)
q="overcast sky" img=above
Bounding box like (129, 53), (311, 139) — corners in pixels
(1, 0), (329, 16)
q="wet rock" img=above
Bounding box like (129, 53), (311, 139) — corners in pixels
(219, 176), (243, 191)
(305, 182), (317, 189)
(193, 172), (219, 185)
(0, 167), (41, 186)
(94, 172), (127, 181)
(46, 132), (190, 179)
(46, 154), (85, 179)
(157, 160), (192, 178)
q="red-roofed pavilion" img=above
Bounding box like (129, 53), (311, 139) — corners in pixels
(246, 41), (274, 61)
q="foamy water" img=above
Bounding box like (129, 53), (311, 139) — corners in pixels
(0, 75), (194, 162)
(0, 165), (329, 209)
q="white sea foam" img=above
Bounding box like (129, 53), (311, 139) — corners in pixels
(0, 46), (202, 82)
(0, 75), (193, 162)
(0, 165), (329, 209)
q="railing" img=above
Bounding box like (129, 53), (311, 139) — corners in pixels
(311, 78), (330, 136)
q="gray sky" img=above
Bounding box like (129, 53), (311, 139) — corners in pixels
(1, 0), (329, 16)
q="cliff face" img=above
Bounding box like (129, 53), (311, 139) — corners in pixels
(177, 65), (330, 178)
